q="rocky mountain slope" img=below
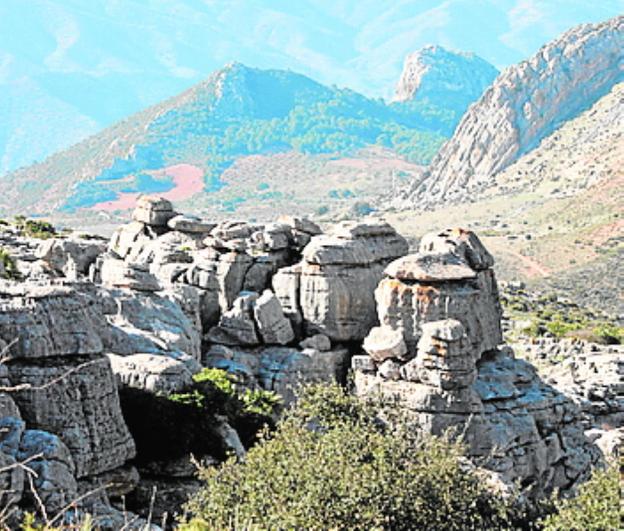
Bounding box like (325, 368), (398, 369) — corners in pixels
(393, 45), (498, 113)
(2, 56), (493, 221)
(405, 15), (623, 205)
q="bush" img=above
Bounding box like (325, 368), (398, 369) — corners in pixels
(0, 247), (20, 280)
(540, 464), (621, 530)
(14, 216), (56, 239)
(180, 384), (513, 530)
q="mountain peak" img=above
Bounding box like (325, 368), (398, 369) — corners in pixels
(409, 14), (624, 205)
(393, 45), (498, 105)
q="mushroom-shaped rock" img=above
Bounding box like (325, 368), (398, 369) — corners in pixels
(419, 228), (494, 270)
(375, 245), (502, 357)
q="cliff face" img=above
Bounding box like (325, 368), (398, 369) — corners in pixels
(393, 45), (498, 113)
(410, 15), (623, 204)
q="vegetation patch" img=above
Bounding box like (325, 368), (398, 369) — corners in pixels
(13, 215), (56, 239)
(180, 384), (515, 530)
(0, 247), (20, 280)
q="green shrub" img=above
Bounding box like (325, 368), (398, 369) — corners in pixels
(0, 247), (20, 280)
(591, 323), (624, 345)
(193, 368), (237, 396)
(14, 216), (56, 239)
(240, 388), (283, 416)
(545, 319), (582, 338)
(540, 464), (621, 530)
(180, 384), (513, 530)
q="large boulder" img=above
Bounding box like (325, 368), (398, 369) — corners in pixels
(298, 221), (408, 341)
(0, 282), (107, 360)
(132, 196), (176, 227)
(373, 230), (502, 357)
(253, 290), (295, 345)
(36, 236), (107, 277)
(6, 356), (136, 477)
(108, 353), (195, 394)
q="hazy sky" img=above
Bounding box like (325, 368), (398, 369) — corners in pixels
(2, 0), (622, 99)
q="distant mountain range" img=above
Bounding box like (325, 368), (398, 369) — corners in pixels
(403, 15), (624, 206)
(1, 49), (498, 217)
(2, 1), (622, 177)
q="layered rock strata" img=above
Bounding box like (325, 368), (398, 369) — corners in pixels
(354, 229), (602, 497)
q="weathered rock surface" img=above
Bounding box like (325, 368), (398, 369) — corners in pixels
(299, 221), (408, 341)
(6, 357), (136, 477)
(37, 236), (107, 277)
(132, 196), (176, 227)
(108, 353), (195, 394)
(253, 290), (295, 345)
(204, 345), (350, 404)
(393, 45), (498, 119)
(375, 230), (502, 356)
(355, 230), (601, 497)
(167, 214), (216, 234)
(405, 16), (624, 205)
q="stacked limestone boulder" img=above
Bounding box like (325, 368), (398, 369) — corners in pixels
(353, 229), (602, 498)
(0, 280), (139, 526)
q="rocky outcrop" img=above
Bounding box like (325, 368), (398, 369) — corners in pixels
(393, 45), (498, 115)
(0, 197), (616, 520)
(297, 221), (408, 341)
(203, 344), (350, 404)
(354, 229), (601, 497)
(405, 15), (623, 205)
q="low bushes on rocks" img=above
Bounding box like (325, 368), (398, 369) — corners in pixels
(179, 384), (515, 530)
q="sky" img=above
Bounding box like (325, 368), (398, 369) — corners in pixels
(2, 0), (623, 98)
(0, 0), (622, 174)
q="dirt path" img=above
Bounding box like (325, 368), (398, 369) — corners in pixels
(504, 249), (552, 278)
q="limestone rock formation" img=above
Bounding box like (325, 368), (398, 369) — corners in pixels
(132, 196), (176, 227)
(393, 45), (498, 114)
(406, 15), (623, 205)
(298, 221), (408, 341)
(354, 229), (601, 497)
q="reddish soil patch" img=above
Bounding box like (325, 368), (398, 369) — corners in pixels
(90, 164), (204, 211)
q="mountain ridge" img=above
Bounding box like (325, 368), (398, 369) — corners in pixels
(2, 54), (490, 219)
(402, 15), (624, 206)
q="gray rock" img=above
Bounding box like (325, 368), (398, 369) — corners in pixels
(0, 283), (106, 360)
(207, 292), (260, 346)
(216, 252), (253, 310)
(108, 221), (150, 260)
(363, 326), (407, 362)
(37, 236), (107, 276)
(419, 228), (494, 270)
(378, 359), (402, 380)
(253, 290), (294, 345)
(103, 288), (201, 362)
(167, 214), (216, 234)
(100, 258), (161, 292)
(272, 264), (303, 333)
(7, 356), (136, 477)
(375, 248), (502, 357)
(299, 221), (408, 341)
(108, 353), (194, 394)
(17, 430), (78, 513)
(299, 334), (331, 352)
(132, 196), (176, 227)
